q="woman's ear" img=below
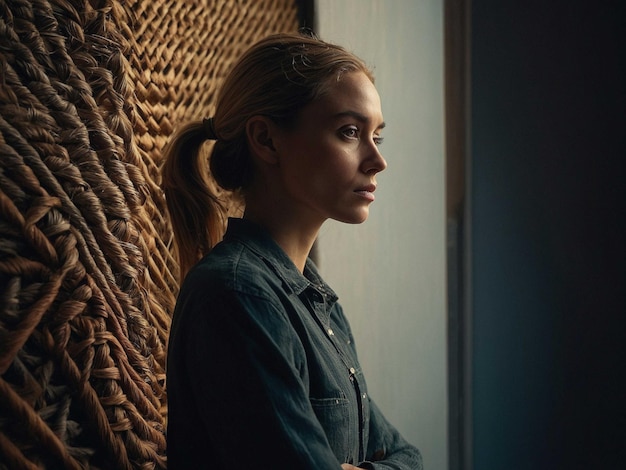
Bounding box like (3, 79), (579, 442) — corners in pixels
(246, 116), (279, 165)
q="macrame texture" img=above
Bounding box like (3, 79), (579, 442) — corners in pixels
(0, 0), (298, 468)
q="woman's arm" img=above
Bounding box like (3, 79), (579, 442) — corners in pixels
(358, 399), (423, 469)
(330, 306), (423, 470)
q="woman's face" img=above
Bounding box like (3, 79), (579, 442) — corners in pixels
(273, 71), (387, 227)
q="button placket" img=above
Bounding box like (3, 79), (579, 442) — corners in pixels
(305, 282), (365, 458)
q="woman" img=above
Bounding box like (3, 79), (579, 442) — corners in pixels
(163, 32), (423, 469)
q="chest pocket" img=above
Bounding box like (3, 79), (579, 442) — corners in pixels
(310, 396), (353, 463)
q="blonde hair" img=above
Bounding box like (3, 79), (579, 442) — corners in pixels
(162, 31), (373, 281)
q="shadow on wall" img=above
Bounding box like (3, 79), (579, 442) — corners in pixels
(466, 0), (626, 469)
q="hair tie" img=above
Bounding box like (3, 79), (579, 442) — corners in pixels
(202, 117), (218, 140)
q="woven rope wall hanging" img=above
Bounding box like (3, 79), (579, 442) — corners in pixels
(0, 0), (299, 468)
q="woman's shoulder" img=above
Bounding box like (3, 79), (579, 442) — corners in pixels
(182, 239), (284, 301)
(174, 239), (303, 341)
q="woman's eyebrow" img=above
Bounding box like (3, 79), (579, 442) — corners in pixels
(332, 110), (386, 129)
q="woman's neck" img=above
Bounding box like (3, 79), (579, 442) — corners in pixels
(243, 207), (322, 273)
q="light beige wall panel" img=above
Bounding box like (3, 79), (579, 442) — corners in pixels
(316, 1), (448, 468)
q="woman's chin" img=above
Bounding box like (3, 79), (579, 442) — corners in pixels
(334, 210), (370, 225)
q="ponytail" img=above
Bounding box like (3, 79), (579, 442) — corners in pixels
(161, 121), (225, 281)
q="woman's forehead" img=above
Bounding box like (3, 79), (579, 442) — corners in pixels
(309, 72), (383, 124)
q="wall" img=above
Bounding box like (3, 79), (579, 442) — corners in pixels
(315, 1), (448, 469)
(468, 0), (626, 468)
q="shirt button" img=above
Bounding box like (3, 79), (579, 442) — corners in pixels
(349, 367), (356, 374)
(327, 328), (334, 336)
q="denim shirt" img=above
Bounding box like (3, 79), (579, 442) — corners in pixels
(166, 218), (423, 469)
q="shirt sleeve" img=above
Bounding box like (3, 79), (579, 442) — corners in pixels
(172, 281), (345, 469)
(358, 398), (424, 470)
(331, 304), (423, 470)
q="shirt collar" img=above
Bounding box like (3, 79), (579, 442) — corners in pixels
(223, 218), (338, 303)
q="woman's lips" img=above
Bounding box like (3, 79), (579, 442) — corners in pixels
(354, 184), (377, 201)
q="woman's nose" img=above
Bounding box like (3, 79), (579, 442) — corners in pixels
(362, 141), (387, 174)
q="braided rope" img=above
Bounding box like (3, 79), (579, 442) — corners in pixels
(0, 0), (298, 468)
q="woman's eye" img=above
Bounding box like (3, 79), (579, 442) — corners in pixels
(374, 135), (384, 146)
(341, 127), (359, 139)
